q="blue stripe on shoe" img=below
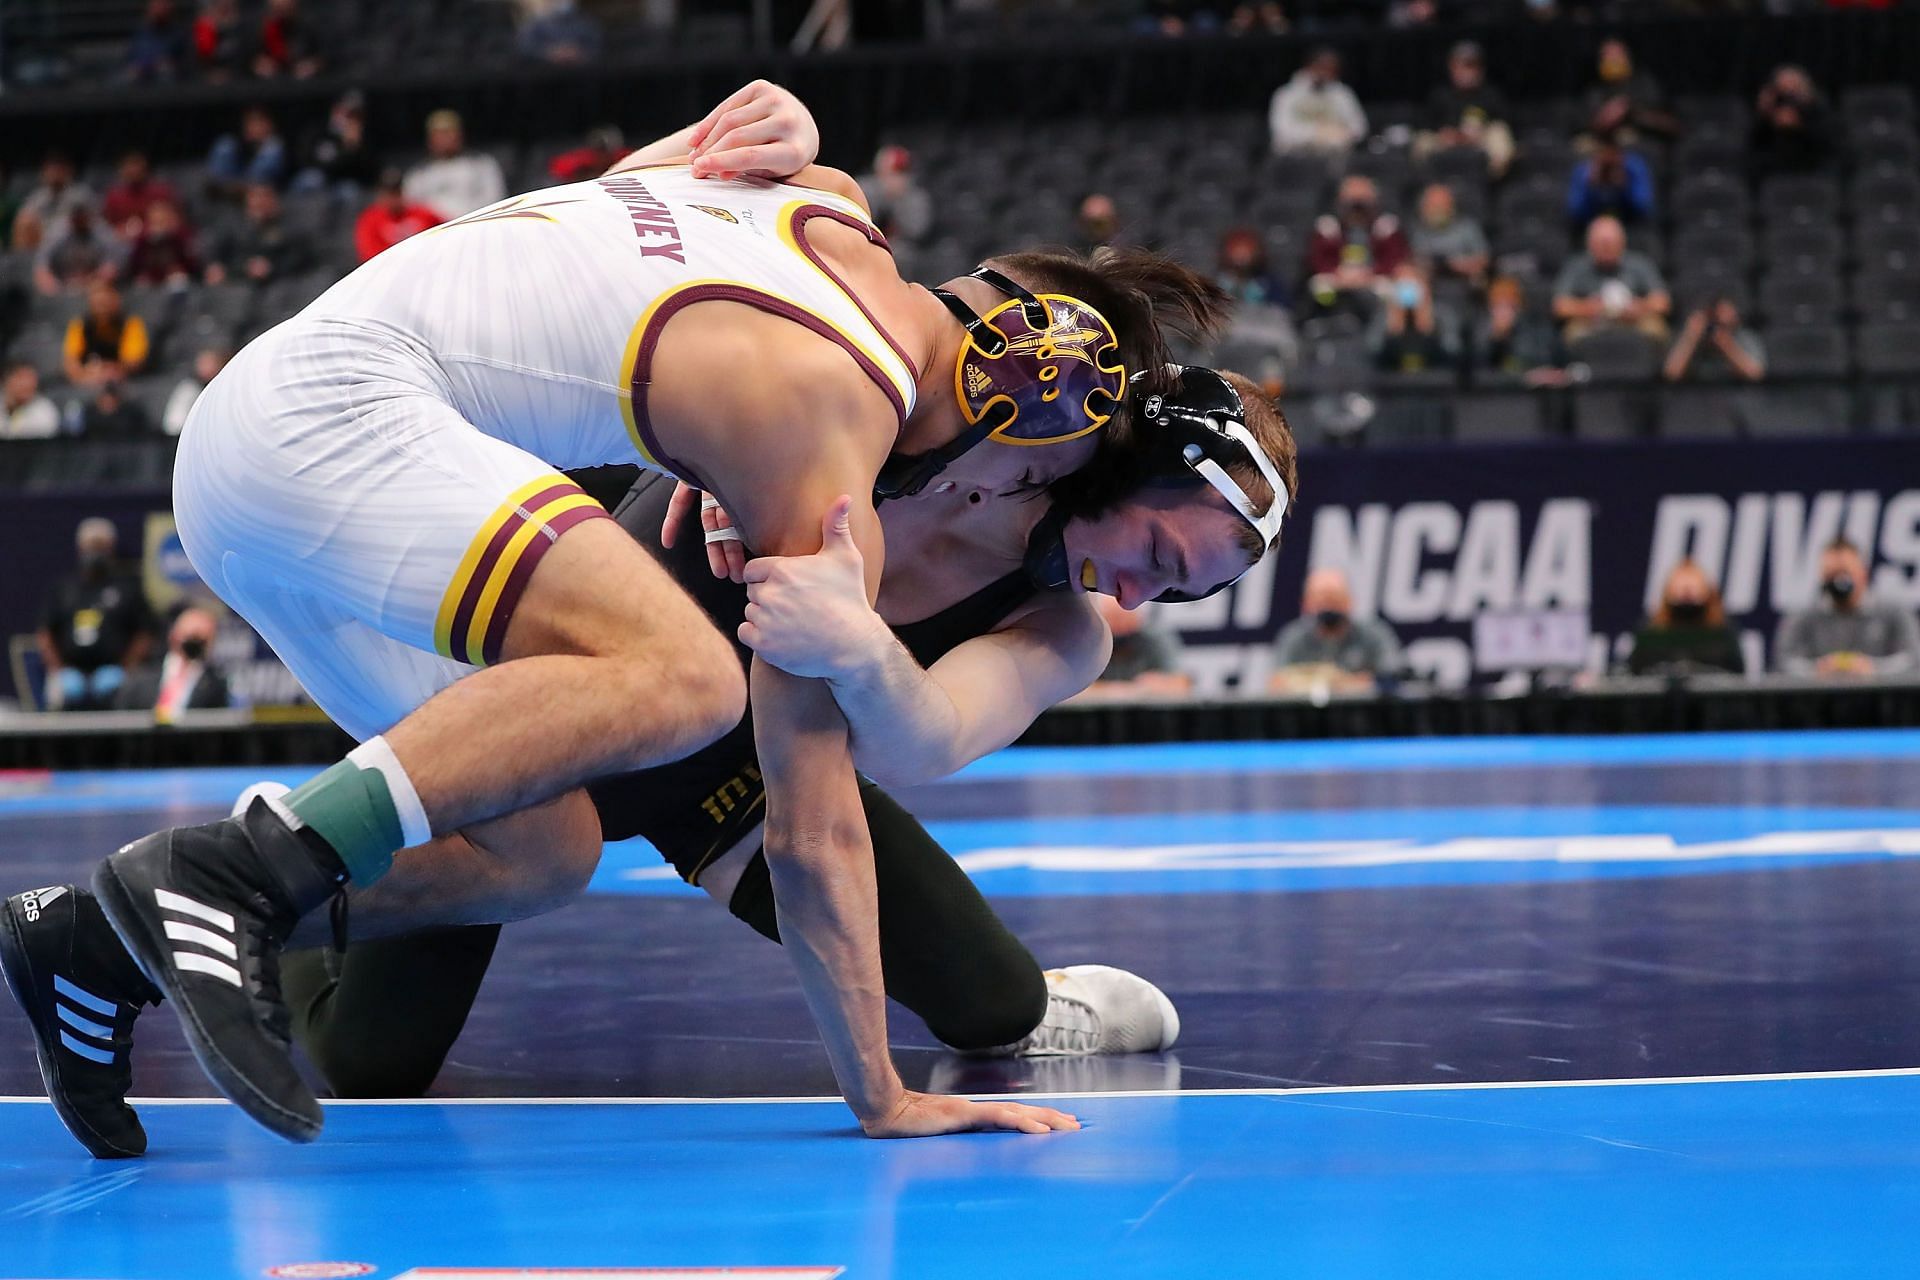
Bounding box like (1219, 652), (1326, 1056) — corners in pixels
(52, 974), (115, 1017)
(58, 1030), (114, 1064)
(56, 1004), (113, 1041)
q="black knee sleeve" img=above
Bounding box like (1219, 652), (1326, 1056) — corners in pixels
(727, 780), (1046, 1051)
(284, 924), (503, 1097)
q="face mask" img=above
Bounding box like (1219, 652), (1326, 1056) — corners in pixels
(1395, 279), (1422, 308)
(1315, 609), (1348, 630)
(80, 553), (110, 578)
(1824, 573), (1855, 603)
(179, 637), (208, 661)
(1342, 200), (1373, 221)
(1668, 600), (1707, 624)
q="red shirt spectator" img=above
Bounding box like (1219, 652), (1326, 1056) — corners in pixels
(192, 0), (246, 79)
(253, 0), (324, 78)
(101, 151), (179, 236)
(126, 201), (201, 284)
(548, 126), (629, 184)
(1305, 176), (1411, 280)
(355, 171), (443, 263)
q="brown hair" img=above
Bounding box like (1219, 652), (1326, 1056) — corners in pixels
(1652, 557), (1726, 628)
(1218, 371), (1300, 559)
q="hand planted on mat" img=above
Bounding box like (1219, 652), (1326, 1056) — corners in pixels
(661, 480), (748, 583)
(687, 79), (820, 182)
(863, 1090), (1082, 1139)
(739, 495), (888, 680)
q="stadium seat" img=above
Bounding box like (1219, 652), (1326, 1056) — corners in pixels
(1848, 270), (1920, 324)
(1571, 387), (1654, 439)
(1762, 224), (1844, 272)
(1757, 276), (1843, 328)
(1672, 175), (1751, 231)
(1567, 328), (1662, 382)
(1740, 388), (1855, 438)
(1674, 135), (1744, 178)
(1848, 170), (1920, 225)
(1658, 386), (1744, 439)
(1758, 174), (1842, 229)
(1857, 222), (1920, 273)
(1452, 388), (1549, 442)
(1671, 269), (1753, 317)
(1842, 84), (1915, 129)
(1854, 321), (1920, 376)
(1762, 325), (1848, 378)
(1673, 227), (1754, 274)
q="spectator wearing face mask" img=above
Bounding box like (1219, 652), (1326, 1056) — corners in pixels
(1421, 41), (1515, 180)
(37, 518), (156, 711)
(1626, 559), (1744, 676)
(1370, 267), (1458, 373)
(1410, 182), (1489, 289)
(1269, 568), (1403, 694)
(1774, 538), (1920, 677)
(1269, 47), (1369, 159)
(63, 280), (151, 389)
(1306, 175), (1410, 318)
(1583, 37), (1677, 146)
(1073, 193), (1124, 255)
(1752, 64), (1838, 178)
(1077, 595), (1192, 699)
(115, 606), (232, 719)
(1477, 275), (1566, 384)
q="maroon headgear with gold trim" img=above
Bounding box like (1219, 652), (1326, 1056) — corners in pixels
(875, 266), (1129, 500)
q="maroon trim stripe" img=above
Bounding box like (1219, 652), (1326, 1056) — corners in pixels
(628, 283), (910, 482)
(786, 204), (923, 383)
(477, 502), (612, 665)
(446, 481), (579, 664)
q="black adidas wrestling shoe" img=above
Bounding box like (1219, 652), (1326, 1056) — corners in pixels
(0, 884), (161, 1158)
(92, 797), (346, 1143)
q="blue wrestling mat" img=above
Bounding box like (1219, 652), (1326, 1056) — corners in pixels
(2, 729), (1917, 1278)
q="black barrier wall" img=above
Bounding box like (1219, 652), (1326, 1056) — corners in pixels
(5, 438), (1917, 704)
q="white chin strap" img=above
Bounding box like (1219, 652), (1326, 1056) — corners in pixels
(1187, 417), (1289, 549)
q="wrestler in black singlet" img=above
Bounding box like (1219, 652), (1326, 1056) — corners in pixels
(283, 471), (1052, 1097)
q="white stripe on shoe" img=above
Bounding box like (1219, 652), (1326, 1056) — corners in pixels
(162, 920), (238, 960)
(51, 974), (115, 1018)
(153, 889), (235, 933)
(58, 1031), (114, 1064)
(173, 952), (243, 987)
(55, 1004), (113, 1041)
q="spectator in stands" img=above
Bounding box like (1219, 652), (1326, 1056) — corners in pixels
(207, 105), (289, 200)
(1371, 267), (1458, 373)
(2, 362), (60, 439)
(1074, 193), (1123, 254)
(1078, 596), (1191, 698)
(126, 0), (190, 82)
(1663, 297), (1765, 382)
(1421, 40), (1514, 180)
(1626, 559), (1744, 676)
(102, 151), (180, 236)
(11, 153), (94, 252)
(63, 281), (151, 389)
(126, 200), (202, 285)
(405, 110), (508, 220)
(1752, 64), (1837, 177)
(1269, 47), (1368, 159)
(206, 183), (313, 285)
(34, 207), (127, 296)
(79, 379), (153, 438)
(518, 0), (603, 64)
(1217, 226), (1289, 309)
(1410, 182), (1489, 289)
(252, 0), (324, 78)
(1584, 37), (1677, 146)
(1551, 215), (1670, 342)
(1477, 275), (1566, 383)
(1225, 3), (1288, 34)
(1774, 538), (1920, 677)
(297, 91), (380, 198)
(1568, 134), (1655, 230)
(855, 146), (934, 246)
(1269, 568), (1403, 694)
(37, 518), (155, 712)
(549, 126), (630, 185)
(162, 345), (229, 435)
(1305, 175), (1409, 317)
(115, 606), (232, 717)
(192, 0), (248, 81)
(355, 170), (444, 264)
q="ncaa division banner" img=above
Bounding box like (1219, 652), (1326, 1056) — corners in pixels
(1159, 437), (1920, 692)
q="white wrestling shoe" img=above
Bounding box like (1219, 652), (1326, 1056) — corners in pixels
(993, 965), (1180, 1057)
(232, 781), (292, 820)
